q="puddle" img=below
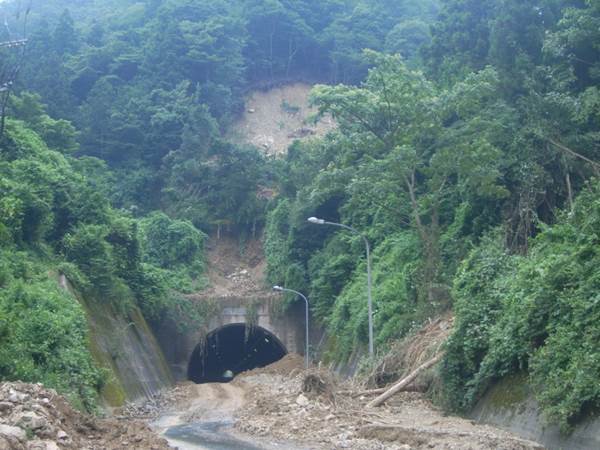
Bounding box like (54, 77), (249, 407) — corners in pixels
(164, 420), (262, 450)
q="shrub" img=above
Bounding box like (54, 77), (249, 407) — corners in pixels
(441, 180), (600, 431)
(0, 260), (103, 412)
(63, 224), (115, 295)
(139, 211), (205, 270)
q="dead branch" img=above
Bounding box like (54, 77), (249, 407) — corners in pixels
(548, 138), (600, 175)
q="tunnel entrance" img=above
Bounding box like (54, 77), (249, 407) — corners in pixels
(188, 324), (287, 383)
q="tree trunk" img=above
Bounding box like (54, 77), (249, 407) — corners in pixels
(366, 353), (444, 408)
(404, 172), (442, 304)
(566, 172), (574, 213)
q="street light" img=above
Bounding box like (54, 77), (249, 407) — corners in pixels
(273, 285), (310, 369)
(308, 217), (374, 356)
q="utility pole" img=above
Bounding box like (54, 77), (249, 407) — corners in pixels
(273, 286), (310, 368)
(308, 217), (375, 357)
(0, 38), (28, 139)
(0, 0), (32, 139)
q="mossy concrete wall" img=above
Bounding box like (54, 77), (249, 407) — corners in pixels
(60, 275), (173, 407)
(85, 302), (173, 407)
(471, 374), (600, 450)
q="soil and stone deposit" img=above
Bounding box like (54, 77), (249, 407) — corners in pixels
(0, 382), (169, 450)
(228, 83), (335, 156)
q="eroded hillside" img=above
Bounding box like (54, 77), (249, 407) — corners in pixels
(228, 83), (335, 156)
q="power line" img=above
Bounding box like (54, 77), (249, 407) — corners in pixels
(0, 38), (27, 48)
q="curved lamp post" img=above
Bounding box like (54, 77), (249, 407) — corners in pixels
(273, 285), (310, 368)
(308, 217), (374, 356)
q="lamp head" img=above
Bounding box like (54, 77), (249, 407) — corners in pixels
(307, 217), (325, 225)
(272, 285), (283, 291)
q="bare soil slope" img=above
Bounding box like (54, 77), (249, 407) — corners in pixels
(196, 233), (268, 298)
(228, 83), (335, 156)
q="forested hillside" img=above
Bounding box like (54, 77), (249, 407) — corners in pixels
(3, 0), (438, 226)
(262, 0), (600, 430)
(0, 0), (440, 411)
(0, 0), (599, 434)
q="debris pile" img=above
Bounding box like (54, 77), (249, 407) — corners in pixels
(235, 371), (545, 450)
(238, 353), (305, 378)
(225, 267), (258, 292)
(366, 314), (454, 391)
(0, 382), (169, 450)
(118, 383), (202, 423)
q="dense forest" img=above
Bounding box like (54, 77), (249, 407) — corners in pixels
(0, 0), (599, 432)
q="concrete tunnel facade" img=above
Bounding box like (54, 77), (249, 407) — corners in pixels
(156, 295), (306, 382)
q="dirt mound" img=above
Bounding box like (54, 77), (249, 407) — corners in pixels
(235, 369), (544, 450)
(237, 353), (305, 378)
(0, 382), (169, 450)
(227, 83), (335, 156)
(302, 371), (337, 405)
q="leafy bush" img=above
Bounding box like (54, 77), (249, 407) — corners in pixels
(63, 224), (115, 294)
(442, 180), (600, 431)
(324, 232), (420, 361)
(0, 253), (103, 412)
(441, 231), (516, 410)
(139, 212), (205, 270)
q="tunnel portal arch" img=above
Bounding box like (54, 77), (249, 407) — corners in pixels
(187, 323), (287, 383)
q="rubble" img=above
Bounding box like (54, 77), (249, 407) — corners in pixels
(234, 370), (545, 450)
(0, 382), (170, 450)
(119, 383), (193, 421)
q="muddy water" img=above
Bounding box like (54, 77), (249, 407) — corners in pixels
(153, 383), (306, 450)
(163, 420), (261, 450)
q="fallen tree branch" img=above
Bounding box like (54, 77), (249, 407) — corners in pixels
(339, 384), (427, 397)
(337, 387), (386, 396)
(354, 387), (387, 396)
(366, 352), (444, 408)
(548, 138), (600, 175)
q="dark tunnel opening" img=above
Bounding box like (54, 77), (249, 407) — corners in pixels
(188, 324), (287, 383)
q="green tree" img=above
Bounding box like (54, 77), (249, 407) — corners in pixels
(53, 9), (79, 55)
(311, 52), (508, 304)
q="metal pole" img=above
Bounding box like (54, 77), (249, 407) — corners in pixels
(363, 235), (374, 356)
(308, 217), (374, 356)
(273, 286), (310, 368)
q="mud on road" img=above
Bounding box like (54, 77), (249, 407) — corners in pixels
(143, 354), (544, 450)
(151, 377), (306, 450)
(235, 368), (544, 450)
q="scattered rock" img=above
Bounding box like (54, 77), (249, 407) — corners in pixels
(0, 382), (170, 450)
(295, 394), (309, 407)
(14, 412), (46, 431)
(56, 430), (68, 441)
(0, 435), (24, 450)
(26, 441), (59, 450)
(0, 424), (26, 441)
